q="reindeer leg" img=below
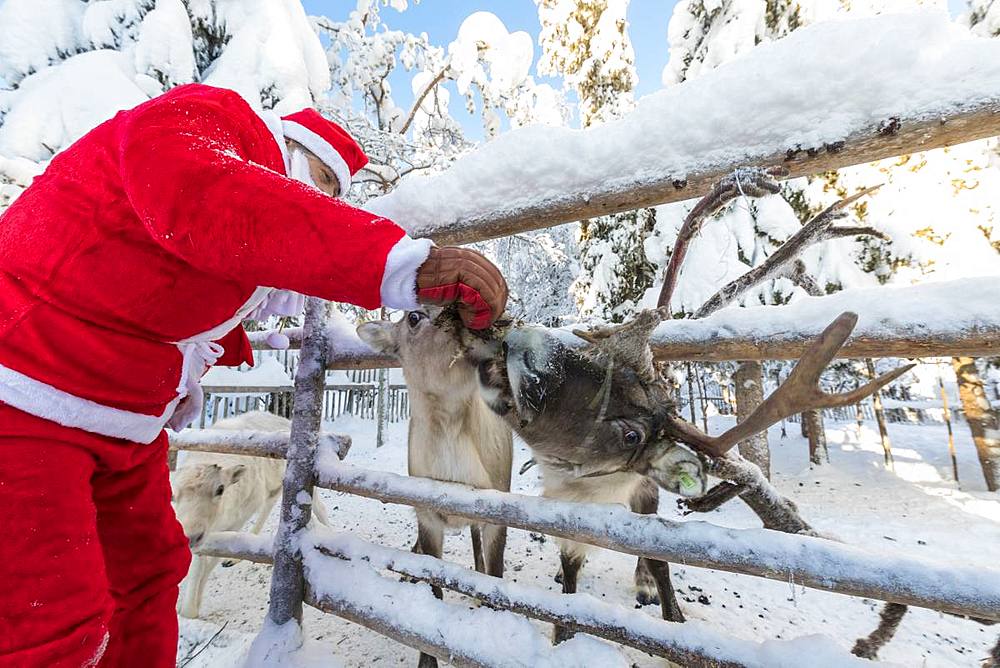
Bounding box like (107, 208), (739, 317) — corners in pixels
(631, 478), (684, 621)
(554, 547), (586, 644)
(470, 524), (485, 574)
(633, 558), (659, 606)
(482, 524), (507, 579)
(415, 515), (444, 668)
(645, 559), (684, 623)
(852, 603), (908, 660)
(178, 555), (220, 619)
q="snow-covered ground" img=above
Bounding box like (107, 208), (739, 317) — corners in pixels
(177, 413), (999, 667)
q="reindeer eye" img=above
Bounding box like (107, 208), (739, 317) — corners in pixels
(407, 312), (426, 329)
(214, 484), (225, 498)
(624, 429), (643, 447)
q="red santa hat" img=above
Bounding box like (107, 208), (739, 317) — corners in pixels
(280, 109), (368, 194)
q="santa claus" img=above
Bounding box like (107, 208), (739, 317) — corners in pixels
(0, 83), (507, 667)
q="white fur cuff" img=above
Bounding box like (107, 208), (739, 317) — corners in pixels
(380, 236), (434, 311)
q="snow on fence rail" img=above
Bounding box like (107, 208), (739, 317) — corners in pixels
(366, 14), (1000, 244)
(168, 428), (351, 460)
(313, 458), (1000, 623)
(194, 529), (877, 667)
(251, 276), (1000, 364)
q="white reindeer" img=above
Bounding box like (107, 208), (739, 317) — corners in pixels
(358, 309), (513, 668)
(172, 410), (328, 619)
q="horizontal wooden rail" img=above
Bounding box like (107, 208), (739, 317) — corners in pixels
(194, 532), (637, 666)
(311, 531), (874, 668)
(195, 531), (274, 562)
(194, 529), (875, 666)
(248, 278), (1000, 364)
(168, 429), (352, 461)
(314, 459), (1000, 622)
(370, 103), (1000, 245)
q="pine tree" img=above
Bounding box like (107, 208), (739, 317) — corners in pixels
(967, 0), (999, 36)
(0, 0), (329, 210)
(536, 0), (653, 323)
(536, 0), (635, 127)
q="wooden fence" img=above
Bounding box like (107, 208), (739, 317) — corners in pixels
(168, 100), (1000, 666)
(199, 381), (409, 426)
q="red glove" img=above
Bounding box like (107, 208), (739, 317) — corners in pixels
(415, 246), (508, 330)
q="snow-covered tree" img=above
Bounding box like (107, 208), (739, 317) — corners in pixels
(653, 0), (1000, 477)
(536, 0), (635, 126)
(967, 0), (1000, 36)
(0, 0), (329, 210)
(534, 0), (652, 322)
(314, 5), (577, 325)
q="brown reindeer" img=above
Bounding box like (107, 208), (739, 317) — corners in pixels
(462, 168), (944, 655)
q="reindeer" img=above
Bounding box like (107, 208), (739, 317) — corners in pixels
(465, 167), (986, 657)
(357, 310), (513, 668)
(172, 410), (329, 619)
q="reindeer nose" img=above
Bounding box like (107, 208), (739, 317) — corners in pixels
(188, 532), (204, 548)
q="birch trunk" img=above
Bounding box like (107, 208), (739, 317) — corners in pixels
(734, 361), (770, 478)
(804, 409), (828, 465)
(866, 359), (894, 471)
(951, 356), (1000, 492)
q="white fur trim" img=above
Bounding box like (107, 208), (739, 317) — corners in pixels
(281, 120), (352, 195)
(259, 110), (290, 174)
(0, 362), (180, 444)
(380, 236), (433, 310)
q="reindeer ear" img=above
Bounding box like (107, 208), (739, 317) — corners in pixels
(357, 321), (398, 355)
(223, 464), (247, 486)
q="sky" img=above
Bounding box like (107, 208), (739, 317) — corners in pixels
(302, 0), (971, 136)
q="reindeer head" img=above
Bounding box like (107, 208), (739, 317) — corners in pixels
(172, 462), (247, 548)
(469, 166), (910, 496)
(471, 309), (705, 495)
(473, 308), (911, 497)
(357, 307), (488, 397)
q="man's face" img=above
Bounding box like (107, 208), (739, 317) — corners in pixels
(286, 139), (341, 197)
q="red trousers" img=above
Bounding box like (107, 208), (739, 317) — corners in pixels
(0, 404), (190, 667)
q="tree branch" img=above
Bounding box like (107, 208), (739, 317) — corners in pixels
(399, 66), (449, 135)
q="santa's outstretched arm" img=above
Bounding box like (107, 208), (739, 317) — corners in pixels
(118, 89), (430, 311)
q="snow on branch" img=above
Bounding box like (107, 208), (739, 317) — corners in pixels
(310, 530), (874, 668)
(366, 13), (1000, 245)
(314, 457), (1000, 622)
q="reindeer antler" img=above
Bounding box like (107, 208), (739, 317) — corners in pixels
(657, 165), (789, 312)
(663, 312), (914, 457)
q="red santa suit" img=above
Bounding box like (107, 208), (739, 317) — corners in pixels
(0, 84), (432, 667)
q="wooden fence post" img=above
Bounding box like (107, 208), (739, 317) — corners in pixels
(264, 297), (331, 629)
(866, 359), (894, 471)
